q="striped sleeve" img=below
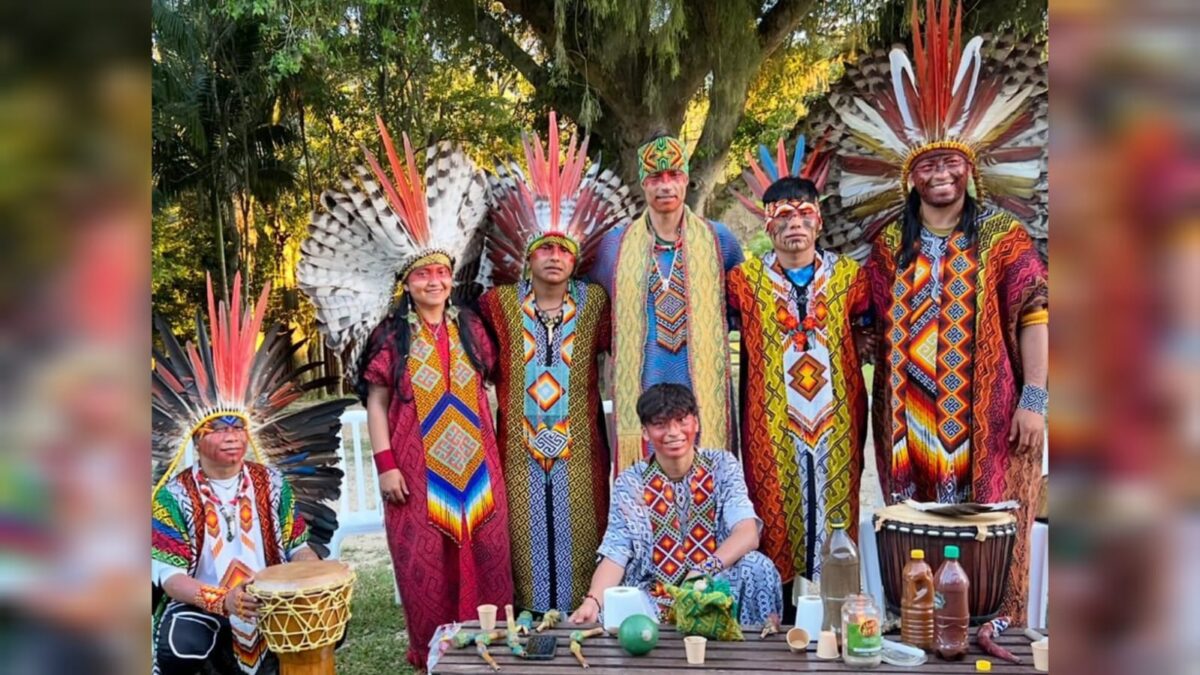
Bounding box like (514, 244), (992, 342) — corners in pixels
(152, 486), (194, 574)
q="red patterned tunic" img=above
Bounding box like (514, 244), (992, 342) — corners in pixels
(863, 207), (1048, 619)
(364, 312), (513, 668)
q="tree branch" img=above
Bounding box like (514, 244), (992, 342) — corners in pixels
(470, 6), (550, 89)
(757, 0), (816, 53)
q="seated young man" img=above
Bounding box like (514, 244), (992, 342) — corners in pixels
(569, 383), (782, 625)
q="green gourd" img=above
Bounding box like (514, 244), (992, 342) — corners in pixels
(618, 614), (659, 656)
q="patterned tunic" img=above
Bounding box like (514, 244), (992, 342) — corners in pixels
(589, 213), (744, 473)
(151, 462), (309, 674)
(863, 206), (1048, 619)
(596, 448), (783, 624)
(364, 312), (513, 668)
(479, 281), (611, 613)
(727, 250), (870, 584)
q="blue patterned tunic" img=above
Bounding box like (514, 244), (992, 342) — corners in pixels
(596, 448), (783, 624)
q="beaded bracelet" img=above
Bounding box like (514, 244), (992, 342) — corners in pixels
(196, 584), (229, 616)
(699, 554), (725, 575)
(584, 593), (601, 610)
(1018, 384), (1048, 415)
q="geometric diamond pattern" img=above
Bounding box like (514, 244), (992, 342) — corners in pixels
(452, 360), (475, 388)
(651, 251), (689, 353)
(412, 364), (441, 392)
(427, 419), (481, 476)
(527, 372), (564, 412)
(644, 456), (718, 587)
(787, 352), (829, 401)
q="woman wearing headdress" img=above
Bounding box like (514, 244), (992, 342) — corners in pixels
(299, 120), (512, 668)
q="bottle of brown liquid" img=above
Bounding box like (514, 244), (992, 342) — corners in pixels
(901, 548), (934, 650)
(933, 545), (970, 660)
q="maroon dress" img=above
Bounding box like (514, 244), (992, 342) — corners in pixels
(364, 312), (513, 667)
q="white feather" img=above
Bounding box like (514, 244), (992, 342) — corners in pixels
(838, 173), (896, 206)
(889, 48), (918, 135)
(971, 84), (1036, 145)
(842, 97), (913, 155)
(951, 36), (985, 119)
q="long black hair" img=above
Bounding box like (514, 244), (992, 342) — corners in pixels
(352, 292), (488, 404)
(895, 187), (979, 270)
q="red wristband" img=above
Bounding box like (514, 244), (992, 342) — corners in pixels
(373, 448), (398, 474)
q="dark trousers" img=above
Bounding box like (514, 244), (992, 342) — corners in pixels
(154, 601), (279, 675)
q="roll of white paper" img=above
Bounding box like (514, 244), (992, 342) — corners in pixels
(602, 586), (656, 632)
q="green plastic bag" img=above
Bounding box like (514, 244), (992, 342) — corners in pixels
(665, 576), (744, 641)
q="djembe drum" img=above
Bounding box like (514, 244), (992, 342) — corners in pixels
(247, 560), (355, 675)
(873, 503), (1017, 622)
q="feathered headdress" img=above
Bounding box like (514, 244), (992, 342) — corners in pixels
(152, 272), (352, 556)
(732, 135), (834, 224)
(482, 111), (640, 285)
(817, 0), (1048, 255)
(298, 117), (488, 378)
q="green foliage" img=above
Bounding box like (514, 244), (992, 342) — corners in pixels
(333, 563), (418, 675)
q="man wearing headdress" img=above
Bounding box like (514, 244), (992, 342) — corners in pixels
(477, 112), (638, 616)
(726, 140), (871, 606)
(298, 121), (512, 667)
(823, 0), (1049, 619)
(588, 131), (743, 475)
(151, 273), (352, 675)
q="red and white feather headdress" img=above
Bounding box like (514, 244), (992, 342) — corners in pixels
(482, 111), (639, 285)
(819, 0), (1048, 255)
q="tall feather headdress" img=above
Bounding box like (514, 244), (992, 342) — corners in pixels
(297, 117), (488, 379)
(732, 134), (834, 226)
(482, 110), (640, 285)
(152, 272), (352, 556)
(815, 0), (1048, 258)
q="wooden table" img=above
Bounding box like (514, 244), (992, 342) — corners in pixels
(432, 622), (1047, 673)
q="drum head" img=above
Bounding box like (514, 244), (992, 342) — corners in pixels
(250, 560), (352, 593)
(874, 503), (1016, 532)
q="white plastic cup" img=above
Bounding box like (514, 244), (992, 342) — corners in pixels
(684, 635), (707, 664)
(1032, 638), (1049, 672)
(816, 629), (840, 659)
(794, 594), (824, 640)
(477, 604), (497, 631)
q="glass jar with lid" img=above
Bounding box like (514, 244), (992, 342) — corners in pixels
(841, 593), (882, 668)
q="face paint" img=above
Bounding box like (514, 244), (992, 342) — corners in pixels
(909, 149), (972, 207)
(765, 199), (822, 253)
(527, 240), (577, 283)
(641, 169), (689, 215)
(404, 263), (453, 310)
(641, 413), (700, 461)
(195, 415), (248, 468)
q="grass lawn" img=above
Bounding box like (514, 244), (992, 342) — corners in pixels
(336, 563), (418, 675)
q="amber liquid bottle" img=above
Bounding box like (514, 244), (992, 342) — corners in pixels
(900, 548), (934, 650)
(933, 545), (970, 660)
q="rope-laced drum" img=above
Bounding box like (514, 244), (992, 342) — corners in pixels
(873, 503), (1017, 622)
(247, 560), (356, 675)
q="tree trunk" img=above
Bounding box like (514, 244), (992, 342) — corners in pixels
(296, 92), (317, 211)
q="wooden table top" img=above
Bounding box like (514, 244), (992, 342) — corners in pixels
(432, 622), (1047, 673)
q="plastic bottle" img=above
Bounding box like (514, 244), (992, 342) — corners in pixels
(819, 521), (860, 635)
(933, 544), (970, 660)
(900, 548), (935, 650)
(840, 593), (883, 668)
